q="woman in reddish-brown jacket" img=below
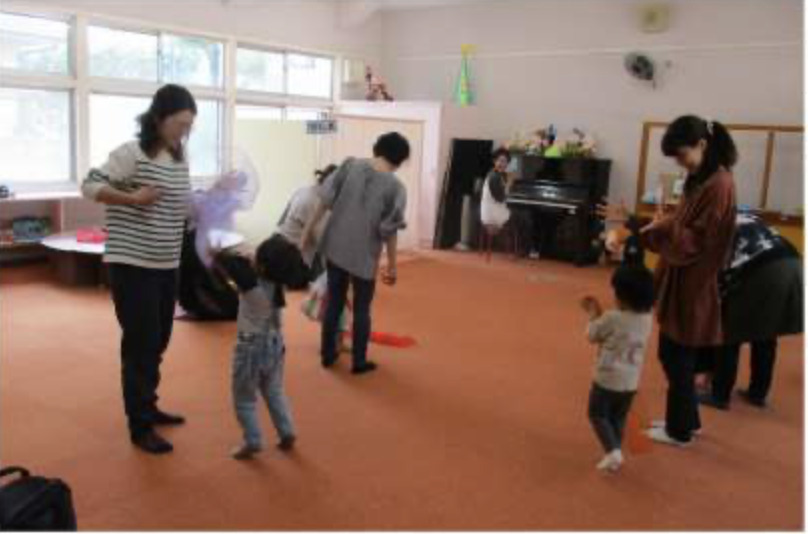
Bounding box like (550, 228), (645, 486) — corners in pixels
(641, 116), (738, 446)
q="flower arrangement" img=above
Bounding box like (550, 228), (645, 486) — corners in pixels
(506, 125), (597, 159)
(560, 128), (597, 158)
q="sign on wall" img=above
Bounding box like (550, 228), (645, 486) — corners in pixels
(306, 119), (338, 135)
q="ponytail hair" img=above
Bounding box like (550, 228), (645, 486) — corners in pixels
(314, 164), (338, 185)
(138, 84), (197, 162)
(661, 115), (738, 196)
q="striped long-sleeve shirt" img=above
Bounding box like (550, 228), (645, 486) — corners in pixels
(81, 141), (191, 270)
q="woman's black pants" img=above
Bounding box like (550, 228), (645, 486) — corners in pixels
(109, 264), (178, 439)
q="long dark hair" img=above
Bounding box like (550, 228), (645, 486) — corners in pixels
(314, 164), (338, 186)
(661, 115), (738, 196)
(138, 84), (197, 162)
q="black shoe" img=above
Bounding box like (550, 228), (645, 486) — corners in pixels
(150, 410), (186, 426)
(131, 431), (173, 455)
(698, 393), (730, 411)
(351, 361), (378, 375)
(278, 435), (297, 451)
(737, 389), (767, 408)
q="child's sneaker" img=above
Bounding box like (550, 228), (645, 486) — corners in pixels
(231, 443), (262, 460)
(277, 435), (296, 452)
(596, 450), (623, 472)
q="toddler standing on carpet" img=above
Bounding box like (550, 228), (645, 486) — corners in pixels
(213, 235), (310, 460)
(581, 265), (654, 472)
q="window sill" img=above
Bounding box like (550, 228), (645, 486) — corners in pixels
(0, 190), (82, 203)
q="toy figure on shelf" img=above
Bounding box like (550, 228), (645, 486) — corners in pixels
(365, 66), (394, 102)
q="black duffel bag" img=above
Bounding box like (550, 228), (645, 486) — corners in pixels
(0, 467), (77, 531)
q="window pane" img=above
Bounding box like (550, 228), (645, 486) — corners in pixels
(88, 26), (158, 81)
(187, 99), (220, 177)
(0, 12), (69, 74)
(286, 107), (328, 122)
(287, 53), (332, 98)
(236, 47), (284, 93)
(161, 34), (223, 88)
(235, 105), (283, 121)
(0, 88), (71, 183)
(89, 94), (149, 168)
(91, 94), (219, 177)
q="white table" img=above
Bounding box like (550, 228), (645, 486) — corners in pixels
(41, 232), (106, 286)
(41, 230), (246, 286)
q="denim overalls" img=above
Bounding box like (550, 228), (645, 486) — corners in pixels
(232, 280), (295, 448)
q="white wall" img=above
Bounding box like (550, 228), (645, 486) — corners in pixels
(380, 0), (804, 206)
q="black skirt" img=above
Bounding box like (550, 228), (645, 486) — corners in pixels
(722, 256), (803, 344)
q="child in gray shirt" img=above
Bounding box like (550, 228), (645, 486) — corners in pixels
(213, 235), (310, 460)
(581, 265), (655, 473)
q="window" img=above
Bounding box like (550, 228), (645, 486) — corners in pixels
(187, 99), (221, 177)
(1, 10), (339, 192)
(89, 94), (149, 167)
(235, 105), (283, 121)
(161, 34), (223, 88)
(287, 53), (332, 99)
(0, 88), (72, 183)
(90, 93), (220, 177)
(0, 12), (69, 75)
(236, 47), (284, 93)
(285, 107), (328, 122)
(88, 25), (158, 81)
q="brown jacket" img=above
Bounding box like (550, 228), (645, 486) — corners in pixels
(642, 170), (737, 347)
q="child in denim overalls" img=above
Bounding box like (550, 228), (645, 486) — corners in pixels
(214, 235), (310, 460)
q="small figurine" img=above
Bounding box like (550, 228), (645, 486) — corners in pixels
(365, 66), (394, 102)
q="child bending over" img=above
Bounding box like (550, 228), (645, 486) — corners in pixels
(581, 265), (654, 472)
(213, 235), (310, 460)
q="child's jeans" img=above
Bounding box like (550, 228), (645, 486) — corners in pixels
(232, 331), (295, 448)
(588, 383), (635, 453)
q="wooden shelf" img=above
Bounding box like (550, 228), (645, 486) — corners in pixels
(636, 203), (804, 227)
(635, 121), (805, 217)
(0, 241), (43, 250)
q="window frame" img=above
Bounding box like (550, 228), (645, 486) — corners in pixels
(0, 10), (75, 79)
(285, 50), (335, 100)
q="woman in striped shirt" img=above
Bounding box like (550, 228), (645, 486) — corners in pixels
(82, 84), (196, 455)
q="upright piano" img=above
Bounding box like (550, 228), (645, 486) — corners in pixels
(507, 156), (611, 266)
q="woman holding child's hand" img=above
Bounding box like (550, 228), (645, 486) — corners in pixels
(640, 116), (738, 448)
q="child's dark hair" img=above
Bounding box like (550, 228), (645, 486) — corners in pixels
(611, 265), (655, 313)
(212, 250), (256, 292)
(138, 84), (197, 162)
(492, 147), (512, 163)
(661, 115), (737, 196)
(314, 164), (338, 186)
(373, 132), (410, 167)
(255, 234), (311, 290)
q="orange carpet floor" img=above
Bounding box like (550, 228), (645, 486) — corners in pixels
(0, 252), (803, 530)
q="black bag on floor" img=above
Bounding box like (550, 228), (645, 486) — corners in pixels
(0, 467), (77, 531)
